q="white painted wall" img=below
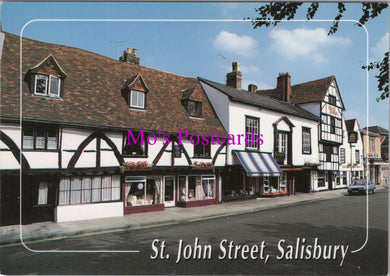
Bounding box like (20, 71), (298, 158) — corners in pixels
(55, 202), (123, 222)
(201, 82), (230, 131)
(0, 124), (22, 169)
(227, 101), (319, 166)
(24, 152), (59, 169)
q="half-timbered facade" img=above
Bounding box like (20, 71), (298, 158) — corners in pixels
(200, 63), (320, 199)
(257, 75), (346, 191)
(0, 32), (227, 225)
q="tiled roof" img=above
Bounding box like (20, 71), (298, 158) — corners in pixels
(364, 126), (389, 136)
(345, 119), (356, 132)
(257, 76), (336, 104)
(360, 129), (381, 137)
(1, 32), (226, 136)
(199, 77), (320, 122)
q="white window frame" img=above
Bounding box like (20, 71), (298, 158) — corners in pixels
(130, 90), (145, 109)
(34, 74), (61, 98)
(48, 75), (61, 97)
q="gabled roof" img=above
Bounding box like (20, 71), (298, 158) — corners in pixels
(364, 126), (389, 136)
(257, 75), (345, 109)
(345, 119), (357, 132)
(0, 32), (226, 135)
(360, 129), (381, 137)
(199, 77), (320, 122)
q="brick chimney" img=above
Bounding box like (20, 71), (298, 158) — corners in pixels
(120, 48), (140, 65)
(248, 84), (258, 93)
(226, 62), (242, 90)
(277, 73), (291, 102)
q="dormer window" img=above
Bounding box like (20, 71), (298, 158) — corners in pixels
(188, 100), (202, 117)
(130, 90), (145, 109)
(34, 74), (61, 97)
(26, 54), (67, 99)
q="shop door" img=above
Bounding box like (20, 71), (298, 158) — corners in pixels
(327, 171), (333, 190)
(164, 176), (175, 207)
(1, 175), (20, 226)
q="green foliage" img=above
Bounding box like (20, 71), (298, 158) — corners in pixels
(249, 2), (389, 101)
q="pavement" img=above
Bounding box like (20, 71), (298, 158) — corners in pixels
(0, 186), (387, 246)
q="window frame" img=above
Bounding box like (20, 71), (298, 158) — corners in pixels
(123, 131), (148, 157)
(245, 115), (260, 151)
(302, 127), (311, 154)
(328, 95), (337, 106)
(22, 125), (59, 151)
(129, 89), (146, 109)
(34, 74), (61, 98)
(355, 149), (360, 164)
(340, 148), (346, 163)
(193, 143), (211, 158)
(187, 100), (202, 118)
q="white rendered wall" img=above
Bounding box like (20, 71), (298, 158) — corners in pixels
(55, 202), (123, 222)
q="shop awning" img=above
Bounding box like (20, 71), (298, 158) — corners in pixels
(234, 151), (283, 177)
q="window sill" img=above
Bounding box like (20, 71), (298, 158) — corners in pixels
(192, 156), (212, 159)
(129, 107), (146, 112)
(189, 116), (205, 120)
(33, 94), (62, 100)
(123, 155), (149, 158)
(22, 149), (59, 152)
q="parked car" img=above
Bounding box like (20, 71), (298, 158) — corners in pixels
(348, 179), (376, 195)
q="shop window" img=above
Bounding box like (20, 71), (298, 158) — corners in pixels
(59, 175), (120, 205)
(317, 172), (325, 187)
(124, 176), (162, 207)
(178, 175), (215, 201)
(262, 176), (285, 193)
(194, 143), (211, 158)
(123, 131), (148, 157)
(22, 125), (58, 150)
(37, 182), (49, 205)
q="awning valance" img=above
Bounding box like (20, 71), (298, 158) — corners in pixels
(234, 151), (283, 177)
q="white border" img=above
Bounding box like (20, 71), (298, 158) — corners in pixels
(18, 18), (369, 253)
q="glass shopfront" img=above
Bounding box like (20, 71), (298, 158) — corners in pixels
(177, 175), (216, 202)
(125, 176), (162, 207)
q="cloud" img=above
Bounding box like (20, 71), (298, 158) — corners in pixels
(242, 79), (274, 91)
(372, 32), (389, 59)
(213, 31), (258, 57)
(269, 28), (351, 63)
(240, 64), (260, 74)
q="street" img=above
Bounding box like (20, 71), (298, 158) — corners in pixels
(0, 189), (388, 275)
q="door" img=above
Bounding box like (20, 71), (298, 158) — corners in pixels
(1, 175), (20, 226)
(164, 176), (175, 207)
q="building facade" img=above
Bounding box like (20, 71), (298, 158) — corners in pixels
(0, 32), (227, 225)
(200, 63), (320, 200)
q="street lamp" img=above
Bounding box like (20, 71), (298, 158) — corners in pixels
(348, 131), (358, 186)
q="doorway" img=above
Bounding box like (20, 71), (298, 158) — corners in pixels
(164, 176), (175, 207)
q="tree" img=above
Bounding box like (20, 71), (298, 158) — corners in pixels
(248, 2), (389, 101)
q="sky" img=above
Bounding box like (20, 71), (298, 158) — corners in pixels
(2, 2), (389, 129)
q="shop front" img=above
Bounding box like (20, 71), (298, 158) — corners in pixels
(223, 151), (285, 201)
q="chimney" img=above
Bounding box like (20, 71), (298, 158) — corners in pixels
(248, 84), (258, 93)
(120, 48), (140, 65)
(226, 62), (242, 90)
(277, 73), (291, 102)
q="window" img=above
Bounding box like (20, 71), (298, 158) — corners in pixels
(22, 125), (58, 150)
(328, 95), (336, 106)
(355, 150), (360, 164)
(37, 182), (49, 205)
(194, 143), (211, 158)
(188, 100), (202, 117)
(275, 131), (288, 164)
(34, 74), (61, 97)
(130, 90), (145, 108)
(318, 172), (325, 187)
(325, 145), (332, 162)
(340, 148), (345, 163)
(302, 127), (311, 154)
(178, 175), (215, 202)
(245, 116), (260, 150)
(123, 131), (147, 156)
(124, 176), (162, 206)
(330, 117), (336, 134)
(369, 137), (375, 153)
(59, 175), (120, 205)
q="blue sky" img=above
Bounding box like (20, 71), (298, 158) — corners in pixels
(2, 2), (389, 129)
